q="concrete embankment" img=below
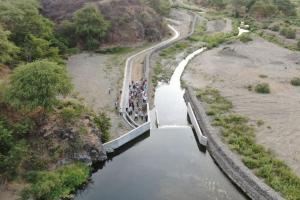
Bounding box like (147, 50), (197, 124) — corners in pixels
(103, 122), (151, 153)
(184, 87), (284, 200)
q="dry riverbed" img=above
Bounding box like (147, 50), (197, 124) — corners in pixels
(183, 37), (300, 176)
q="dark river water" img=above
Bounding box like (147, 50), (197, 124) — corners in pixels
(75, 48), (247, 200)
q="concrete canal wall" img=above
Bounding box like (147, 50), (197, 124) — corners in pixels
(187, 102), (207, 146)
(103, 122), (150, 153)
(184, 87), (284, 200)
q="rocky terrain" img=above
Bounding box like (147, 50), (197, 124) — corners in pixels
(41, 0), (167, 44)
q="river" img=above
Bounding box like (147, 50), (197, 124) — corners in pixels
(75, 48), (248, 200)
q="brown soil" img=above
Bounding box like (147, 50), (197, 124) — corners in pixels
(183, 37), (300, 176)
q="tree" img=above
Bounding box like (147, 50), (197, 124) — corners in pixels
(144, 0), (172, 16)
(73, 4), (110, 50)
(23, 34), (59, 62)
(0, 25), (19, 64)
(273, 0), (296, 16)
(0, 0), (54, 44)
(250, 0), (278, 19)
(6, 60), (72, 111)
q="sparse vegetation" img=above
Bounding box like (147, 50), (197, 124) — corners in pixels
(159, 42), (189, 58)
(239, 33), (253, 43)
(94, 112), (111, 143)
(197, 87), (300, 200)
(255, 83), (271, 94)
(290, 77), (300, 86)
(190, 32), (234, 49)
(280, 27), (296, 39)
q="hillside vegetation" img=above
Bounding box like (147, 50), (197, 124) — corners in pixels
(41, 0), (170, 45)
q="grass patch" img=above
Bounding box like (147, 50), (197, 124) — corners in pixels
(189, 32), (234, 49)
(159, 41), (189, 59)
(197, 87), (300, 200)
(259, 74), (268, 78)
(255, 83), (270, 94)
(259, 32), (298, 51)
(290, 77), (300, 86)
(93, 112), (111, 143)
(152, 62), (172, 88)
(280, 27), (296, 39)
(239, 33), (253, 43)
(21, 163), (90, 200)
(59, 100), (86, 123)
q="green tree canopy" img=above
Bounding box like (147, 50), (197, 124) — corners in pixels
(73, 4), (110, 50)
(23, 34), (59, 62)
(0, 25), (19, 64)
(0, 0), (54, 43)
(6, 60), (72, 111)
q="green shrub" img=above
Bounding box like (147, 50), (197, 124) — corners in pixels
(280, 27), (296, 39)
(239, 33), (253, 43)
(159, 41), (189, 58)
(255, 83), (270, 94)
(73, 4), (111, 50)
(21, 163), (90, 200)
(60, 100), (85, 122)
(297, 40), (300, 50)
(269, 24), (280, 32)
(5, 60), (72, 111)
(94, 112), (111, 143)
(290, 77), (300, 86)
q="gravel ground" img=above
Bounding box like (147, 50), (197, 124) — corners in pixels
(183, 37), (300, 176)
(67, 53), (131, 139)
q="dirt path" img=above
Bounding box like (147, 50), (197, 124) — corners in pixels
(183, 38), (300, 176)
(67, 53), (131, 139)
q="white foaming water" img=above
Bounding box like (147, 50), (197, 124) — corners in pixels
(155, 48), (206, 126)
(238, 27), (249, 36)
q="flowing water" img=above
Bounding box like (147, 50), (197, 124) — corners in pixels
(75, 49), (248, 200)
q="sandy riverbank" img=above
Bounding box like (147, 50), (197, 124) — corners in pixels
(183, 37), (300, 176)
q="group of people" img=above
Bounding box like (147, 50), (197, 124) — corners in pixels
(126, 79), (148, 122)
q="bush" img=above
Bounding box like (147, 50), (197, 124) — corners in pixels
(94, 112), (111, 143)
(21, 163), (90, 200)
(280, 27), (296, 39)
(60, 101), (85, 123)
(73, 4), (110, 50)
(5, 60), (72, 111)
(239, 33), (253, 43)
(290, 77), (300, 86)
(255, 83), (270, 94)
(297, 40), (300, 50)
(269, 24), (280, 32)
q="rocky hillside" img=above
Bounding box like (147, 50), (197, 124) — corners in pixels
(41, 0), (168, 44)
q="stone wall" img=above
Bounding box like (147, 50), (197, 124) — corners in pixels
(184, 87), (284, 200)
